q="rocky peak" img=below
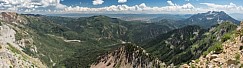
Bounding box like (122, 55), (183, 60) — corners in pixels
(206, 11), (225, 15)
(0, 12), (28, 24)
(0, 12), (18, 22)
(91, 43), (165, 68)
(183, 11), (239, 28)
(0, 12), (46, 68)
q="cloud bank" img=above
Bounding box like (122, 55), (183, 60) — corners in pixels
(0, 0), (242, 14)
(0, 0), (66, 13)
(64, 1), (195, 14)
(200, 3), (243, 13)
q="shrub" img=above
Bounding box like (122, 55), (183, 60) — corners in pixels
(214, 43), (223, 54)
(63, 31), (79, 40)
(240, 46), (243, 50)
(221, 33), (231, 42)
(195, 59), (200, 63)
(203, 51), (209, 57)
(204, 42), (223, 55)
(235, 53), (240, 60)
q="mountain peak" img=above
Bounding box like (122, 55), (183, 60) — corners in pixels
(1, 12), (18, 18)
(183, 11), (239, 28)
(206, 11), (225, 14)
(0, 12), (19, 23)
(91, 44), (165, 68)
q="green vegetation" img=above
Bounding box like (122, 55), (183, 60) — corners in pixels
(190, 64), (196, 68)
(142, 25), (206, 65)
(240, 64), (243, 68)
(20, 15), (179, 67)
(221, 33), (232, 42)
(0, 22), (2, 26)
(203, 42), (223, 55)
(15, 31), (24, 41)
(7, 43), (30, 60)
(142, 22), (237, 65)
(235, 53), (240, 60)
(240, 46), (243, 50)
(7, 43), (22, 54)
(195, 59), (200, 63)
(9, 14), (238, 68)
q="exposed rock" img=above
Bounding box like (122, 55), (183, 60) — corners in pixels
(210, 54), (219, 60)
(226, 59), (238, 65)
(91, 44), (164, 68)
(184, 24), (243, 68)
(0, 12), (46, 68)
(180, 64), (190, 68)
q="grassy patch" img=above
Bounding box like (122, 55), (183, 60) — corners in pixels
(203, 42), (223, 56)
(7, 43), (29, 59)
(195, 59), (200, 63)
(221, 33), (232, 42)
(15, 31), (24, 41)
(235, 53), (240, 60)
(0, 22), (2, 26)
(7, 43), (21, 54)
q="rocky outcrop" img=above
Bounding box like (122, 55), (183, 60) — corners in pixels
(0, 12), (46, 68)
(184, 21), (243, 68)
(91, 44), (165, 68)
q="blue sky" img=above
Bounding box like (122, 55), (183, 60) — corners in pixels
(60, 0), (243, 7)
(0, 0), (243, 14)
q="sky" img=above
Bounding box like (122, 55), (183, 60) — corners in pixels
(0, 0), (243, 14)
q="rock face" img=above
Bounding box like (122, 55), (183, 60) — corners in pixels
(185, 21), (243, 68)
(181, 11), (240, 28)
(91, 44), (165, 68)
(0, 12), (46, 68)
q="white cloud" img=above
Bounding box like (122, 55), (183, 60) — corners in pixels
(167, 1), (175, 6)
(92, 0), (104, 5)
(64, 2), (196, 14)
(0, 0), (67, 13)
(118, 0), (127, 3)
(200, 2), (243, 13)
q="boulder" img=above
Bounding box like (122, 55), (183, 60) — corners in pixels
(210, 54), (219, 60)
(181, 64), (190, 68)
(226, 59), (238, 65)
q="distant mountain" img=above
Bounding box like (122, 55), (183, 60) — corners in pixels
(47, 14), (193, 23)
(47, 14), (165, 22)
(150, 14), (192, 22)
(180, 11), (240, 28)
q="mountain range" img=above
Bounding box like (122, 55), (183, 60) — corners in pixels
(0, 11), (242, 68)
